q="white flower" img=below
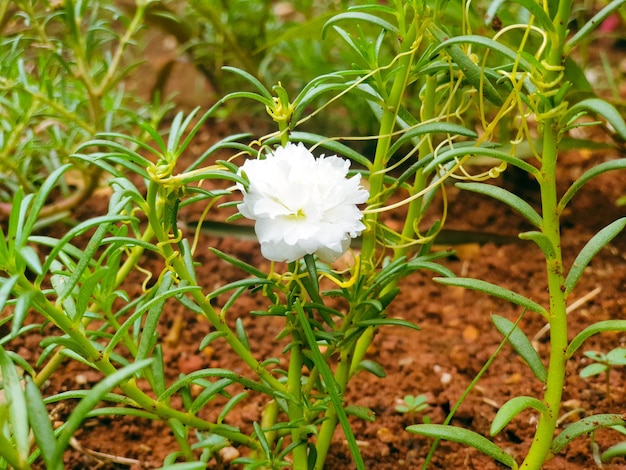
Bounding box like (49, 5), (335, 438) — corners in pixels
(236, 143), (369, 263)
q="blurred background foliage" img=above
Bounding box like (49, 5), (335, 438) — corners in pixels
(0, 0), (624, 211)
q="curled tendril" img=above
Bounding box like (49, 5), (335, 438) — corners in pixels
(535, 100), (569, 122)
(267, 264), (310, 294)
(319, 254), (362, 289)
(155, 227), (183, 281)
(137, 264), (153, 293)
(534, 61), (565, 92)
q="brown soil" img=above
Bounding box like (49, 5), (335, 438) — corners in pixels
(12, 123), (624, 470)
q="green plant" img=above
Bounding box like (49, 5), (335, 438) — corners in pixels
(400, 0), (626, 468)
(580, 347), (626, 400)
(396, 394), (429, 415)
(0, 0), (167, 217)
(396, 393), (431, 423)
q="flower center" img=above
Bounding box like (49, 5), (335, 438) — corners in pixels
(288, 208), (307, 220)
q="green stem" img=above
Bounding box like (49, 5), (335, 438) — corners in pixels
(94, 3), (147, 98)
(33, 223), (155, 386)
(349, 326), (374, 378)
(360, 23), (416, 273)
(520, 3), (572, 467)
(287, 327), (308, 470)
(395, 74), (436, 260)
(520, 127), (568, 469)
(33, 348), (66, 388)
(259, 399), (279, 452)
(313, 348), (352, 470)
(146, 180), (285, 393)
(27, 287), (258, 448)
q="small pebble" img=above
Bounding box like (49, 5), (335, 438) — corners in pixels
(440, 372), (453, 385)
(376, 427), (396, 444)
(218, 446), (240, 463)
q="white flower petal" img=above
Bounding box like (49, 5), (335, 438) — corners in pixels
(237, 143), (369, 262)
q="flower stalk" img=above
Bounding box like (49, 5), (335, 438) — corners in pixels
(520, 2), (574, 468)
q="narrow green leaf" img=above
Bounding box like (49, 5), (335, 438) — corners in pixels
(294, 300), (365, 470)
(151, 345), (167, 398)
(252, 421), (272, 460)
(73, 268), (107, 323)
(430, 34), (533, 73)
(218, 392), (248, 425)
(566, 0), (626, 51)
(208, 278), (272, 299)
(25, 376), (59, 470)
(492, 315), (547, 383)
(156, 463), (209, 470)
(435, 277), (547, 316)
(357, 318), (420, 331)
(185, 133), (252, 171)
(136, 273), (175, 362)
(84, 407), (158, 420)
(209, 248), (268, 279)
(558, 159), (626, 212)
(579, 363), (607, 378)
(189, 378), (232, 414)
(0, 432), (22, 470)
(345, 405), (376, 422)
(601, 441), (626, 463)
(456, 182), (542, 228)
(104, 285), (200, 358)
(11, 292), (34, 340)
(7, 188), (27, 249)
(158, 369), (287, 403)
(564, 218), (626, 295)
(388, 122), (477, 157)
(518, 231), (556, 259)
(169, 108), (206, 157)
(23, 164), (72, 237)
(566, 320), (626, 357)
(19, 245), (42, 276)
(422, 145), (541, 176)
(292, 81), (355, 124)
(222, 66), (273, 101)
(405, 260), (455, 279)
(235, 318), (250, 351)
(406, 424), (518, 468)
(565, 97), (626, 140)
(199, 331), (228, 351)
(357, 359), (386, 378)
(39, 214), (129, 278)
(288, 131), (372, 169)
(428, 25), (504, 106)
(0, 344), (30, 461)
(0, 276), (18, 313)
(551, 414), (626, 454)
(52, 359), (153, 463)
(490, 396), (547, 436)
(167, 418), (194, 461)
(322, 12), (399, 38)
(303, 254), (321, 304)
